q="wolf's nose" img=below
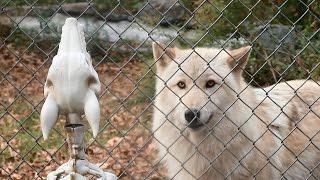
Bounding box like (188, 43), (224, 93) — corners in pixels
(185, 108), (201, 124)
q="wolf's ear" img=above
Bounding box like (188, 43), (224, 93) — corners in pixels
(227, 46), (252, 73)
(152, 42), (176, 71)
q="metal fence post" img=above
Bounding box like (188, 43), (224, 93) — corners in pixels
(47, 115), (117, 180)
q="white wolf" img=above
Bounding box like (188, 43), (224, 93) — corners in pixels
(152, 42), (320, 179)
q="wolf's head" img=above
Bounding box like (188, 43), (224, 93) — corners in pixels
(152, 42), (252, 136)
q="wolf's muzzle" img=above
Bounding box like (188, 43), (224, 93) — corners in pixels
(185, 108), (203, 129)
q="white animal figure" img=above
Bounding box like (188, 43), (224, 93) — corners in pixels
(40, 18), (101, 140)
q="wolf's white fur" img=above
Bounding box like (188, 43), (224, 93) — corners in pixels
(152, 42), (320, 179)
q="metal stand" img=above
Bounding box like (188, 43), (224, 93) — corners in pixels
(47, 114), (117, 180)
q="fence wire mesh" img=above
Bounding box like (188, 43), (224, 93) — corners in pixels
(0, 0), (319, 179)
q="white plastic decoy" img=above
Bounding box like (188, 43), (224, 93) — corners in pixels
(41, 17), (101, 140)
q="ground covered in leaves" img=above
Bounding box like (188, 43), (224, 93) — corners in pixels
(0, 45), (166, 179)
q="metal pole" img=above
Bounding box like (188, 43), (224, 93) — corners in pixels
(47, 114), (117, 179)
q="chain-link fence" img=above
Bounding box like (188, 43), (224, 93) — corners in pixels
(0, 0), (319, 179)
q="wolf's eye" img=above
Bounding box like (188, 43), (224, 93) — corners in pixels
(177, 81), (186, 89)
(206, 80), (216, 88)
